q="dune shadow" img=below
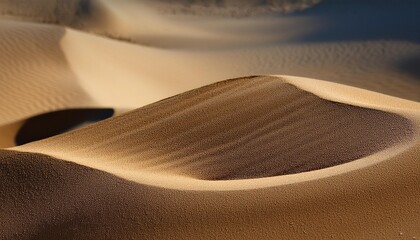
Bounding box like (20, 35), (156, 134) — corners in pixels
(75, 0), (92, 16)
(15, 108), (114, 146)
(397, 54), (420, 81)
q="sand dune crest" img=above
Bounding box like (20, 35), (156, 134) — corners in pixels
(16, 76), (416, 182)
(3, 75), (420, 239)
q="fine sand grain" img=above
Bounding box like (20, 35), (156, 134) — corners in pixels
(0, 0), (419, 239)
(14, 76), (416, 180)
(0, 75), (419, 239)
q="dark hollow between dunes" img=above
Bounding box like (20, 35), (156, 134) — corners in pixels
(15, 108), (114, 146)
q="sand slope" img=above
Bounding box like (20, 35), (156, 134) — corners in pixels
(0, 0), (418, 142)
(14, 76), (416, 181)
(0, 0), (420, 239)
(1, 75), (418, 239)
(1, 0), (419, 105)
(2, 18), (418, 147)
(0, 20), (95, 126)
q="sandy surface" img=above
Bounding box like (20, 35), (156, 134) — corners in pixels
(0, 0), (419, 239)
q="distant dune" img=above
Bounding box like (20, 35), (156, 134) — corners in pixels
(146, 0), (322, 16)
(0, 0), (419, 239)
(0, 0), (94, 26)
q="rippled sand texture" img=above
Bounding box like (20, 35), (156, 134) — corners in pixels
(1, 75), (420, 240)
(0, 0), (420, 239)
(15, 76), (416, 180)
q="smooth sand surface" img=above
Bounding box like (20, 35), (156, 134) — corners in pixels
(0, 0), (420, 239)
(0, 20), (95, 126)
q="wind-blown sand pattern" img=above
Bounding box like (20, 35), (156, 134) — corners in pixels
(14, 76), (416, 180)
(0, 0), (420, 239)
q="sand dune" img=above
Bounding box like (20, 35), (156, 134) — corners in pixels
(0, 0), (106, 28)
(1, 76), (419, 239)
(14, 76), (416, 181)
(146, 0), (322, 16)
(0, 0), (419, 118)
(2, 17), (417, 147)
(0, 20), (95, 125)
(0, 0), (420, 239)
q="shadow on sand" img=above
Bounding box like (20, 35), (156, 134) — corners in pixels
(16, 108), (114, 146)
